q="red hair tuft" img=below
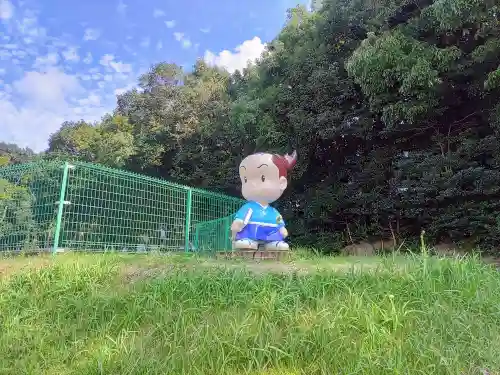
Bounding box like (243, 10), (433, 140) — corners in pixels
(271, 150), (297, 178)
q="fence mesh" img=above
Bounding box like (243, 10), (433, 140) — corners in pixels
(193, 216), (233, 253)
(0, 161), (243, 253)
(0, 161), (62, 252)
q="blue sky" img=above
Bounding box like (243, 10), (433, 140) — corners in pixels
(0, 0), (307, 152)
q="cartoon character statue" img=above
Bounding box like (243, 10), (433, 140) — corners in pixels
(231, 151), (297, 251)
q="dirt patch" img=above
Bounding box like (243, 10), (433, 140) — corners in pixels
(120, 264), (179, 283)
(0, 255), (53, 278)
(340, 239), (397, 256)
(480, 256), (500, 268)
(117, 256), (403, 284)
(213, 261), (310, 275)
(119, 260), (311, 283)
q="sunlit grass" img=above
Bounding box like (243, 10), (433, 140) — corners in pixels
(0, 252), (499, 374)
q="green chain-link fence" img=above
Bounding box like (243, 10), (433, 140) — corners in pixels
(0, 160), (243, 253)
(193, 216), (234, 253)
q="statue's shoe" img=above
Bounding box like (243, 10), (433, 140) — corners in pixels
(233, 239), (258, 250)
(264, 241), (289, 251)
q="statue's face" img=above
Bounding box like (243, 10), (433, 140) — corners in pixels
(239, 153), (287, 204)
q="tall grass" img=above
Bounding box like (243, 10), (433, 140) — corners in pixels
(0, 254), (499, 374)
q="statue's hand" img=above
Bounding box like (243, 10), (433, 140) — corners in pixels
(231, 219), (244, 239)
(279, 227), (288, 238)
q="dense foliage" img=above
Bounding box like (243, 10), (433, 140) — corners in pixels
(3, 0), (500, 251)
(0, 142), (35, 167)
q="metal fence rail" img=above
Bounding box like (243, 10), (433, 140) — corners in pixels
(0, 161), (242, 253)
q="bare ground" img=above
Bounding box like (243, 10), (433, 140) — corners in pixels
(0, 254), (53, 278)
(1, 251), (499, 283)
(118, 256), (399, 284)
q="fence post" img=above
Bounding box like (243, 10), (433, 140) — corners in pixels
(184, 188), (192, 252)
(225, 216), (232, 251)
(53, 161), (70, 253)
(193, 225), (199, 251)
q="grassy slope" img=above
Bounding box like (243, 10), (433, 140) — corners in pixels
(0, 252), (499, 374)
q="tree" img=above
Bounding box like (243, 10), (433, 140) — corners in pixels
(0, 142), (35, 166)
(41, 0), (500, 252)
(344, 0), (500, 247)
(47, 120), (135, 168)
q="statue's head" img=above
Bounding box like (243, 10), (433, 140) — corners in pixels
(238, 151), (297, 204)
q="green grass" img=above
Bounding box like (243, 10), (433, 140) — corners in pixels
(0, 252), (499, 374)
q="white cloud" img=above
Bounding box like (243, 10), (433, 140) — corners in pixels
(140, 37), (150, 47)
(99, 53), (114, 66)
(110, 61), (132, 73)
(165, 20), (175, 28)
(0, 5), (141, 153)
(1, 68), (110, 151)
(34, 52), (59, 68)
(0, 49), (10, 59)
(200, 27), (210, 33)
(0, 0), (14, 20)
(15, 12), (47, 39)
(99, 53), (132, 73)
(13, 68), (81, 106)
(83, 52), (92, 64)
(78, 93), (101, 106)
(83, 28), (100, 41)
(114, 83), (135, 96)
(117, 0), (127, 14)
(123, 44), (136, 56)
(204, 36), (266, 73)
(62, 46), (79, 62)
(153, 9), (165, 17)
(173, 32), (192, 49)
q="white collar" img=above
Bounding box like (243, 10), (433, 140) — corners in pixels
(254, 201), (268, 209)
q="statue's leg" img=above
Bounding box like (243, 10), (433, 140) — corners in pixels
(233, 238), (259, 250)
(234, 224), (259, 250)
(264, 241), (290, 251)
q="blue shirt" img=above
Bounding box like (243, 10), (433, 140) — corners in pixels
(234, 201), (285, 228)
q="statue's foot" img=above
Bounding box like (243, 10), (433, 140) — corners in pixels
(233, 238), (258, 250)
(264, 241), (289, 251)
